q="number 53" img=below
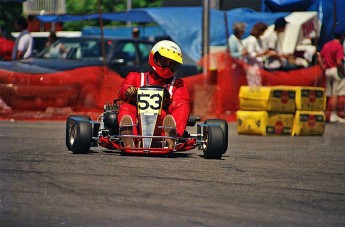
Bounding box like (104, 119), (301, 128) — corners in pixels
(137, 89), (164, 114)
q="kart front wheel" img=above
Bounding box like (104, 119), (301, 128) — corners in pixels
(66, 115), (91, 151)
(67, 119), (92, 154)
(204, 119), (228, 154)
(202, 125), (224, 159)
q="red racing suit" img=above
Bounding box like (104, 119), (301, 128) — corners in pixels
(118, 71), (190, 136)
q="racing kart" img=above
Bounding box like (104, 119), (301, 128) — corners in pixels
(65, 86), (228, 159)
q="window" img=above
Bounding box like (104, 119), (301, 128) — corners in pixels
(113, 42), (137, 65)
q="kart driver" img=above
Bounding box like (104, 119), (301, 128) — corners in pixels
(117, 40), (190, 148)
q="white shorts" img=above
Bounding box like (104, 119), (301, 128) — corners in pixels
(325, 67), (345, 96)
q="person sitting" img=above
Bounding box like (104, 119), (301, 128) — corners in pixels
(228, 22), (248, 60)
(117, 40), (190, 149)
(44, 38), (67, 59)
(45, 31), (58, 48)
(243, 22), (270, 67)
(262, 17), (302, 71)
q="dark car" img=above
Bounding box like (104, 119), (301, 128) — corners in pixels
(0, 36), (198, 111)
(32, 36), (155, 78)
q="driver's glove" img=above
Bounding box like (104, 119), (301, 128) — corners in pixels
(163, 97), (172, 111)
(125, 86), (138, 103)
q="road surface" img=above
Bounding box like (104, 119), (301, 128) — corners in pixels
(0, 121), (345, 226)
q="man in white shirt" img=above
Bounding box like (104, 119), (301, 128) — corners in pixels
(262, 17), (303, 71)
(11, 17), (33, 60)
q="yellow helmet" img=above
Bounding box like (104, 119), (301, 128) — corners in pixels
(148, 40), (183, 78)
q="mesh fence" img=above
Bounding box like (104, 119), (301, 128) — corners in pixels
(186, 51), (323, 121)
(0, 51), (323, 121)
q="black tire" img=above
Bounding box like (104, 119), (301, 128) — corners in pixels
(204, 119), (228, 154)
(66, 115), (91, 151)
(69, 121), (92, 154)
(202, 125), (224, 159)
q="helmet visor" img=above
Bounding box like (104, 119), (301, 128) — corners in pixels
(154, 53), (180, 72)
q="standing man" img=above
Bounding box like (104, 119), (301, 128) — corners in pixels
(11, 16), (33, 60)
(318, 31), (345, 123)
(132, 27), (140, 39)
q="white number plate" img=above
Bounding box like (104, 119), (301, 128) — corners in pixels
(137, 88), (164, 114)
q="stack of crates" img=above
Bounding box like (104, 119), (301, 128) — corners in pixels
(236, 86), (326, 136)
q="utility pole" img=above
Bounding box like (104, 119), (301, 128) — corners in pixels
(127, 0), (132, 27)
(202, 0), (210, 76)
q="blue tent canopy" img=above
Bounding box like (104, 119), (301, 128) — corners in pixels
(141, 7), (288, 62)
(36, 7), (288, 62)
(35, 14), (97, 22)
(37, 4), (343, 62)
(262, 0), (318, 12)
(36, 11), (156, 23)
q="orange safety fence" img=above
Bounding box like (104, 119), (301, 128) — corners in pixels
(0, 51), (324, 122)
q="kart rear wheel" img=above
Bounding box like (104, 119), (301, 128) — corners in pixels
(66, 115), (91, 151)
(202, 125), (224, 159)
(204, 119), (228, 154)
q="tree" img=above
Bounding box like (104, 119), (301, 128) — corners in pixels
(0, 0), (163, 34)
(63, 0), (163, 31)
(0, 2), (23, 39)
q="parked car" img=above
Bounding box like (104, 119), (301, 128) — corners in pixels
(11, 31), (82, 56)
(0, 36), (198, 111)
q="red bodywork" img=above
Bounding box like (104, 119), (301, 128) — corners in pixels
(98, 135), (197, 155)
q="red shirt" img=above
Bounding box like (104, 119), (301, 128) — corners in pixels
(320, 39), (344, 69)
(0, 37), (15, 60)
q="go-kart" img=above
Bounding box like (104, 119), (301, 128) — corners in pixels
(65, 86), (228, 159)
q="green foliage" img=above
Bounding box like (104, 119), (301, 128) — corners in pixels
(0, 0), (163, 33)
(0, 2), (23, 38)
(63, 0), (163, 31)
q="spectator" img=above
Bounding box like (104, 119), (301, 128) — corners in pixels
(45, 31), (58, 48)
(243, 22), (270, 67)
(132, 27), (140, 39)
(295, 38), (317, 66)
(228, 22), (248, 59)
(43, 32), (68, 59)
(11, 16), (33, 60)
(44, 41), (67, 59)
(0, 30), (15, 61)
(263, 17), (301, 71)
(318, 32), (345, 123)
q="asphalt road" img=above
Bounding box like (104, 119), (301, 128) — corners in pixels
(0, 120), (345, 226)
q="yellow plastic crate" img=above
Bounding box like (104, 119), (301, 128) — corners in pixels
(293, 110), (325, 136)
(237, 110), (268, 135)
(268, 86), (296, 113)
(239, 86), (271, 111)
(266, 113), (294, 135)
(295, 86), (325, 111)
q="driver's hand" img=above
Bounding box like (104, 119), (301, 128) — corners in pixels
(125, 86), (137, 103)
(163, 97), (172, 110)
